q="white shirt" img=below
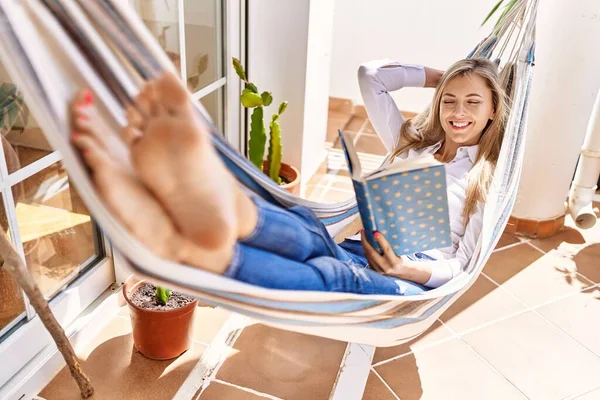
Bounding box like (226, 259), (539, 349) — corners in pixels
(354, 59), (484, 288)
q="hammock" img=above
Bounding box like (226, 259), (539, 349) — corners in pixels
(0, 0), (537, 346)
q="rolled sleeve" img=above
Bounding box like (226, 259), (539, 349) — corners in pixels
(357, 60), (426, 153)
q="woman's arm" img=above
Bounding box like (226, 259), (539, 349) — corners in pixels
(424, 67), (445, 88)
(357, 60), (444, 153)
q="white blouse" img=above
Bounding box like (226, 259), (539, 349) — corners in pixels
(355, 59), (484, 288)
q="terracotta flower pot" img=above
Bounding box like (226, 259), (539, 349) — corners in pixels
(262, 161), (301, 196)
(123, 281), (198, 360)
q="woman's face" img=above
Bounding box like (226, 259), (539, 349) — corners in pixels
(439, 73), (496, 146)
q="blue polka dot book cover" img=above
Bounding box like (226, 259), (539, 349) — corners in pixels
(338, 130), (452, 255)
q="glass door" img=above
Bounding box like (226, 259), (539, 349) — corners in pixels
(0, 72), (108, 337)
(128, 0), (240, 143)
(0, 60), (114, 390)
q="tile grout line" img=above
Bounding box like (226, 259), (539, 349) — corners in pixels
(447, 305), (531, 338)
(374, 249), (600, 390)
(352, 115), (370, 147)
(525, 240), (598, 288)
(370, 367), (402, 400)
(436, 309), (529, 398)
(491, 239), (530, 253)
(207, 379), (283, 400)
(329, 343), (374, 400)
(527, 281), (600, 311)
(481, 270), (600, 366)
(173, 313), (249, 400)
(563, 382), (600, 400)
(458, 336), (531, 399)
(379, 228), (599, 396)
(370, 334), (459, 368)
(317, 163), (352, 202)
(486, 236), (600, 310)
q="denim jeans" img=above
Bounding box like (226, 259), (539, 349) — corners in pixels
(224, 196), (434, 295)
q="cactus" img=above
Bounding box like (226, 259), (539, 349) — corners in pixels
(233, 57), (289, 184)
(267, 102), (288, 184)
(249, 107), (266, 170)
(155, 286), (172, 305)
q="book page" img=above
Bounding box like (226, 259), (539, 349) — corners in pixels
(366, 153), (441, 181)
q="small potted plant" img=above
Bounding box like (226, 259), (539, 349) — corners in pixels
(123, 280), (197, 360)
(232, 57), (301, 195)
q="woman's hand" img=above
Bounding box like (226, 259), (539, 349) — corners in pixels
(361, 231), (407, 277)
(361, 230), (434, 284)
(424, 67), (444, 88)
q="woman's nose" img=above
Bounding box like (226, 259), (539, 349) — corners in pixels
(454, 103), (467, 117)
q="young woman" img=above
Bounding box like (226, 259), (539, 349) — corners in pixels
(69, 57), (507, 295)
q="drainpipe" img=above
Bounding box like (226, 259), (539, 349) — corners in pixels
(567, 91), (600, 229)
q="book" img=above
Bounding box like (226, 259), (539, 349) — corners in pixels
(338, 130), (452, 255)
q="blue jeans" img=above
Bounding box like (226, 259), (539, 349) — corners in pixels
(224, 196), (434, 295)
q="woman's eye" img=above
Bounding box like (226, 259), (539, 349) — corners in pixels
(443, 101), (455, 104)
(468, 101), (481, 105)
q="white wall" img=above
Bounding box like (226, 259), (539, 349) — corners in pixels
(248, 0), (334, 188)
(248, 0), (310, 174)
(329, 0), (499, 112)
(301, 0), (336, 187)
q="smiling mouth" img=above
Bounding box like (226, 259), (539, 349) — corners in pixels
(450, 121), (473, 130)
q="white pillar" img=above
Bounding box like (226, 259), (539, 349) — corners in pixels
(247, 0), (335, 190)
(512, 0), (600, 221)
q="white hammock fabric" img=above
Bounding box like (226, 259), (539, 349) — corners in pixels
(0, 0), (537, 346)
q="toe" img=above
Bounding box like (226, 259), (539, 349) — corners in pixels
(121, 125), (142, 147)
(70, 90), (94, 132)
(155, 71), (190, 115)
(135, 81), (161, 118)
(125, 105), (144, 130)
(72, 134), (113, 171)
(72, 111), (92, 134)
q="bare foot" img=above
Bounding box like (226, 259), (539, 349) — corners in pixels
(123, 72), (256, 251)
(70, 91), (237, 272)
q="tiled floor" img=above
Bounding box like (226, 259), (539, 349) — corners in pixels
(39, 110), (600, 399)
(39, 304), (232, 399)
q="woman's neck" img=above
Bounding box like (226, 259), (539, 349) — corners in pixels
(435, 140), (459, 163)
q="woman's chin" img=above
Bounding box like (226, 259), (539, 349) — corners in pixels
(444, 131), (483, 146)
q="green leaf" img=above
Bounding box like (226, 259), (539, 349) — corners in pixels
(155, 287), (172, 305)
(249, 107), (266, 170)
(261, 91), (273, 107)
(241, 89), (263, 108)
(481, 0), (505, 27)
(232, 57), (246, 81)
(494, 0), (518, 29)
(278, 101), (288, 115)
(245, 82), (259, 93)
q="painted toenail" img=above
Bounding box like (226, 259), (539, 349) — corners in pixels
(82, 90), (93, 104)
(72, 132), (80, 140)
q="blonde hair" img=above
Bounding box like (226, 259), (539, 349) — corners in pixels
(391, 58), (509, 226)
